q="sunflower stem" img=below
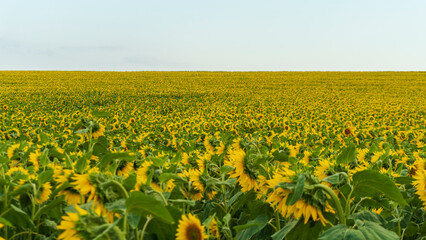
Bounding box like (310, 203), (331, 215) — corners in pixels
(140, 216), (153, 240)
(275, 211), (281, 230)
(101, 180), (129, 199)
(154, 191), (168, 206)
(313, 184), (346, 225)
(345, 186), (354, 217)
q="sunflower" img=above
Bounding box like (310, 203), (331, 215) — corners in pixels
(7, 143), (20, 159)
(36, 182), (52, 204)
(342, 127), (354, 137)
(226, 148), (259, 192)
(178, 169), (203, 201)
(29, 150), (41, 171)
(91, 123), (105, 139)
(209, 218), (220, 239)
(302, 151), (311, 166)
(315, 158), (331, 181)
(2, 105), (7, 110)
(176, 213), (207, 240)
(203, 138), (215, 154)
(412, 157), (426, 209)
(55, 169), (83, 205)
(57, 205), (88, 240)
(266, 170), (332, 226)
(117, 161), (134, 177)
(72, 174), (96, 201)
(215, 142), (225, 155)
(6, 166), (29, 177)
(266, 187), (328, 226)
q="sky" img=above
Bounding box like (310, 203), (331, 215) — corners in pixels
(1, 0), (426, 71)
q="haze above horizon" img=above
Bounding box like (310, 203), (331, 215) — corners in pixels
(1, 0), (426, 71)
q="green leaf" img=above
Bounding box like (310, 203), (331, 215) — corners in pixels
(220, 165), (235, 174)
(202, 213), (216, 228)
(33, 196), (66, 220)
(93, 136), (109, 156)
(352, 170), (407, 206)
(100, 152), (135, 169)
(123, 173), (137, 191)
(348, 211), (386, 225)
(10, 183), (33, 197)
(105, 199), (126, 213)
(321, 173), (342, 185)
(0, 217), (13, 227)
(126, 192), (174, 224)
(0, 155), (10, 163)
(337, 143), (356, 164)
(169, 199), (196, 206)
(74, 151), (92, 173)
(4, 205), (35, 229)
(394, 176), (414, 186)
(286, 173), (304, 205)
(142, 205), (181, 239)
(273, 151), (289, 162)
(74, 128), (89, 134)
(319, 221), (399, 240)
(39, 148), (50, 167)
(235, 215), (269, 240)
(158, 173), (185, 183)
(38, 169), (54, 184)
(286, 217), (324, 240)
(127, 213), (141, 229)
(271, 220), (297, 240)
(38, 132), (50, 144)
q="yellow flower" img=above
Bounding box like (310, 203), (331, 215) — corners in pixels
(72, 174), (96, 201)
(57, 205), (88, 240)
(302, 151), (311, 166)
(91, 124), (105, 139)
(117, 161), (134, 177)
(315, 158), (331, 181)
(227, 148), (259, 192)
(412, 157), (426, 209)
(343, 127), (354, 137)
(266, 188), (328, 226)
(36, 182), (52, 204)
(209, 218), (220, 239)
(7, 143), (20, 159)
(203, 138), (215, 154)
(176, 213), (207, 240)
(29, 150), (41, 171)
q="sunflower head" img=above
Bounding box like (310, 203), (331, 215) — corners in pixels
(343, 127), (354, 137)
(176, 213), (207, 240)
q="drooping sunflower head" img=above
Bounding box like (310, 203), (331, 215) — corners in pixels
(7, 143), (21, 159)
(29, 150), (42, 171)
(57, 205), (88, 240)
(36, 182), (52, 204)
(176, 213), (207, 240)
(116, 161), (134, 177)
(227, 148), (259, 192)
(266, 172), (332, 226)
(208, 217), (220, 239)
(91, 123), (105, 139)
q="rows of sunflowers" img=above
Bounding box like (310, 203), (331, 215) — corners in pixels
(0, 71), (425, 239)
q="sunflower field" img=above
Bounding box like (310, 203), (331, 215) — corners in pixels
(0, 71), (425, 240)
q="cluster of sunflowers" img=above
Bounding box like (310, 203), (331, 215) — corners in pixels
(0, 71), (425, 240)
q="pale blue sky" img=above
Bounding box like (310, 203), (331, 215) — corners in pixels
(1, 0), (425, 71)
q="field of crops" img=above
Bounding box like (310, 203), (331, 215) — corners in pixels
(0, 71), (425, 240)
